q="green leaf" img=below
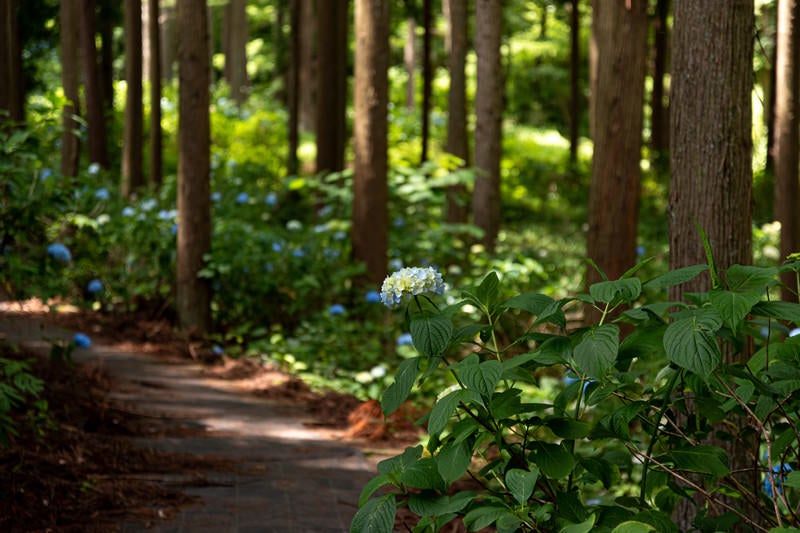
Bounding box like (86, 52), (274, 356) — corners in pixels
(502, 292), (554, 315)
(532, 442), (575, 479)
(768, 528), (800, 533)
(358, 474), (394, 507)
(436, 439), (473, 484)
(612, 521), (656, 533)
(708, 288), (761, 334)
(725, 264), (778, 292)
(573, 324), (620, 379)
(506, 467), (539, 505)
(463, 505), (514, 531)
(669, 446), (730, 477)
(752, 301), (800, 322)
(545, 417), (592, 439)
(579, 457), (620, 489)
(428, 390), (467, 437)
(408, 491), (476, 518)
(663, 314), (722, 380)
(589, 278), (642, 304)
(696, 222), (721, 289)
(560, 515), (596, 533)
(458, 359), (503, 400)
(381, 358), (421, 416)
(399, 457), (446, 490)
(783, 471), (800, 489)
(410, 314), (452, 357)
(350, 494), (395, 533)
(643, 264), (708, 292)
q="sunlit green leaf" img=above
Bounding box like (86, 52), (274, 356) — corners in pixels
(573, 324), (619, 379)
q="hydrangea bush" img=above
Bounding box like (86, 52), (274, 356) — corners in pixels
(352, 254), (800, 533)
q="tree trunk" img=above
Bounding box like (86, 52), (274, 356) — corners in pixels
(774, 0), (800, 302)
(288, 0), (300, 175)
(352, 0), (390, 288)
(61, 0), (81, 178)
(315, 0), (348, 174)
(224, 0), (249, 105)
(472, 0), (503, 253)
(0, 0), (24, 124)
(161, 4), (176, 81)
(584, 0), (648, 324)
(404, 16), (416, 110)
(444, 0), (469, 224)
(670, 1), (755, 529)
(568, 0), (580, 166)
(98, 1), (115, 111)
(149, 0), (163, 187)
(420, 0), (432, 164)
(650, 0), (670, 167)
(176, 0), (212, 334)
(122, 0), (144, 198)
(80, 0), (110, 169)
(298, 0), (316, 132)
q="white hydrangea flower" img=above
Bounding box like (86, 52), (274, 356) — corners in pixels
(380, 266), (445, 307)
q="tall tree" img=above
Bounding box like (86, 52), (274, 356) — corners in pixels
(420, 0), (432, 163)
(149, 0), (163, 187)
(176, 0), (212, 334)
(288, 0), (300, 175)
(97, 0), (117, 111)
(352, 0), (390, 287)
(774, 0), (800, 302)
(223, 0), (249, 105)
(60, 0), (81, 177)
(122, 0), (144, 198)
(472, 0), (503, 252)
(443, 0), (469, 224)
(568, 0), (580, 165)
(403, 10), (416, 109)
(0, 0), (24, 124)
(315, 0), (348, 174)
(79, 0), (110, 168)
(650, 0), (670, 166)
(670, 1), (755, 528)
(298, 0), (316, 132)
(585, 0), (648, 324)
(161, 4), (177, 81)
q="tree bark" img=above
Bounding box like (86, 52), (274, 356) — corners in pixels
(79, 0), (110, 169)
(224, 0), (249, 105)
(443, 0), (469, 224)
(315, 0), (348, 174)
(670, 2), (755, 529)
(122, 0), (144, 198)
(0, 0), (24, 124)
(568, 0), (580, 166)
(650, 0), (670, 167)
(585, 0), (648, 324)
(161, 4), (176, 81)
(472, 0), (503, 252)
(98, 0), (116, 111)
(404, 16), (416, 110)
(149, 0), (163, 187)
(774, 0), (800, 302)
(60, 0), (81, 177)
(352, 0), (390, 287)
(176, 0), (212, 334)
(420, 0), (432, 163)
(288, 0), (300, 175)
(298, 0), (316, 132)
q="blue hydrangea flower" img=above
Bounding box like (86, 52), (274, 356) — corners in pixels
(329, 304), (346, 316)
(95, 188), (110, 200)
(393, 217), (405, 227)
(236, 192), (249, 204)
(292, 248), (305, 258)
(370, 365), (387, 378)
(211, 191), (222, 202)
(389, 258), (404, 271)
(265, 192), (278, 206)
(318, 205), (333, 217)
(365, 290), (381, 303)
(40, 168), (52, 181)
(764, 463), (793, 497)
(87, 279), (104, 294)
(790, 328), (800, 338)
(47, 243), (72, 263)
(171, 224), (178, 236)
(323, 248), (340, 260)
(158, 209), (172, 220)
(272, 242), (283, 252)
(88, 162), (101, 175)
(286, 220), (303, 231)
(397, 333), (414, 346)
(140, 198), (157, 211)
(212, 345), (224, 355)
(380, 266), (445, 307)
(121, 206), (135, 217)
(333, 231), (347, 241)
(636, 245), (645, 257)
(73, 333), (92, 348)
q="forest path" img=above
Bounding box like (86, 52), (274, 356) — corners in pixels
(0, 310), (374, 533)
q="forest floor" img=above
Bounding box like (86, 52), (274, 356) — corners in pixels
(0, 300), (425, 532)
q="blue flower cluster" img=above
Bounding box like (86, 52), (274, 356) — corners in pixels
(764, 463), (793, 498)
(329, 304), (346, 316)
(47, 243), (72, 263)
(73, 333), (92, 348)
(87, 279), (104, 294)
(380, 266), (445, 307)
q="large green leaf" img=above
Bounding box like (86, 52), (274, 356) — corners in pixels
(428, 389), (471, 437)
(663, 314), (721, 380)
(643, 264), (708, 292)
(409, 313), (452, 357)
(463, 505), (517, 531)
(752, 301), (800, 322)
(458, 358), (503, 400)
(436, 439), (473, 484)
(725, 264), (778, 292)
(589, 278), (642, 304)
(573, 324), (620, 379)
(546, 417), (592, 439)
(506, 467), (539, 505)
(381, 357), (421, 416)
(669, 446), (730, 477)
(708, 288), (761, 334)
(350, 494), (396, 533)
(532, 442), (575, 479)
(502, 292), (554, 315)
(399, 457), (446, 490)
(612, 521), (656, 533)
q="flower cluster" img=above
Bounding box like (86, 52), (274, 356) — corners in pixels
(380, 266), (445, 307)
(47, 243), (72, 263)
(73, 333), (92, 348)
(764, 463), (793, 498)
(87, 279), (104, 294)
